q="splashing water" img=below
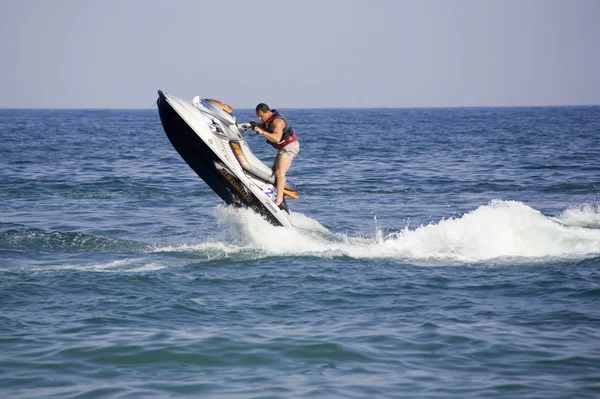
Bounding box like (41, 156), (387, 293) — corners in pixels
(169, 200), (600, 263)
(4, 201), (599, 266)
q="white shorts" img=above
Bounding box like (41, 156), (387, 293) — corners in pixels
(277, 140), (300, 161)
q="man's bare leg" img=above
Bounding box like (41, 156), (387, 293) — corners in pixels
(273, 154), (292, 206)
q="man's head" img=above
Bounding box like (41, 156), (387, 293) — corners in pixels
(255, 103), (273, 122)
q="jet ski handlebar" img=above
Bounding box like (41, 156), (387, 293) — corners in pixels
(236, 121), (259, 133)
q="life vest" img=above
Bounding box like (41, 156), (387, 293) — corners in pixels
(262, 110), (297, 149)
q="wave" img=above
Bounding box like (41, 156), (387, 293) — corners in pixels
(157, 200), (600, 263)
(4, 200), (600, 266)
(0, 229), (149, 253)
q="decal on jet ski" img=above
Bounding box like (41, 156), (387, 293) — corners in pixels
(218, 167), (253, 203)
(230, 142), (250, 170)
(263, 185), (276, 201)
(206, 99), (234, 114)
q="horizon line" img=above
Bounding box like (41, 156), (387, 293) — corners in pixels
(1, 103), (599, 111)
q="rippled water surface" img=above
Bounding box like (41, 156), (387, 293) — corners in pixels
(1, 105), (600, 398)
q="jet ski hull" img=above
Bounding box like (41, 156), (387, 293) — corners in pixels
(157, 91), (291, 227)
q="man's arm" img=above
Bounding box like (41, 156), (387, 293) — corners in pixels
(255, 119), (284, 144)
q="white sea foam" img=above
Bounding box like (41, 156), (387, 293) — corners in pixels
(41, 258), (168, 273)
(553, 204), (600, 228)
(378, 200), (600, 262)
(179, 200), (600, 263)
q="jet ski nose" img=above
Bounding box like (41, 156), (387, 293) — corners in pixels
(157, 90), (167, 105)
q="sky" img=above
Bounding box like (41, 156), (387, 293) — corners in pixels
(1, 0), (599, 108)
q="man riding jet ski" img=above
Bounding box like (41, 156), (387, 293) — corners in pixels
(250, 103), (300, 209)
(156, 90), (299, 227)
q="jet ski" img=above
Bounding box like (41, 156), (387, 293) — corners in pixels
(156, 90), (298, 227)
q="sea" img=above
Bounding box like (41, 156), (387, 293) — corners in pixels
(1, 104), (600, 399)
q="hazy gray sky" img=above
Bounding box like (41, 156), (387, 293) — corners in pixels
(1, 0), (599, 108)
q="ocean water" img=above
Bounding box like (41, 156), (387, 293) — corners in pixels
(1, 104), (600, 398)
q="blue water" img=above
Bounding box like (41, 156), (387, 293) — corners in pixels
(1, 105), (600, 398)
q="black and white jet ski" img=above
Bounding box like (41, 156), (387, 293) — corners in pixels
(156, 90), (298, 227)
